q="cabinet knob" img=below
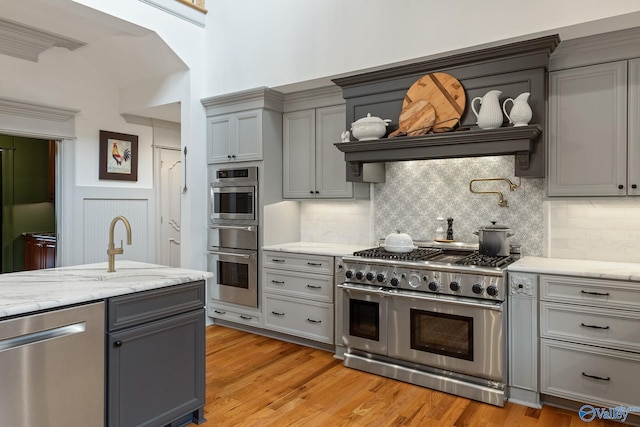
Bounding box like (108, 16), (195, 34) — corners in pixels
(309, 191), (314, 194)
(227, 155), (231, 159)
(114, 341), (123, 348)
(618, 184), (624, 189)
(315, 191), (320, 194)
(231, 155), (236, 159)
(633, 184), (638, 189)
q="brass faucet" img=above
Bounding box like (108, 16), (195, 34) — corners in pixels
(107, 215), (132, 272)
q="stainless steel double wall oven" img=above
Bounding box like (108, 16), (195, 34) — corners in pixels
(208, 167), (259, 308)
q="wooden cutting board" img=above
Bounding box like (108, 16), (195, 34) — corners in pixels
(403, 73), (465, 131)
(388, 100), (436, 137)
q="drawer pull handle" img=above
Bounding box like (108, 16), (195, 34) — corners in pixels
(581, 290), (610, 297)
(580, 323), (610, 330)
(271, 311), (285, 316)
(307, 318), (322, 323)
(307, 262), (322, 266)
(582, 372), (610, 381)
(271, 280), (285, 284)
(272, 259), (285, 263)
(240, 315), (252, 320)
(214, 310), (226, 315)
(307, 284), (322, 289)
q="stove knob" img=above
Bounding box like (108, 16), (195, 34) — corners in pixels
(390, 278), (399, 287)
(449, 281), (461, 291)
(428, 281), (440, 292)
(366, 272), (375, 281)
(345, 270), (354, 279)
(355, 271), (364, 280)
(487, 285), (499, 297)
(376, 274), (385, 283)
(472, 284), (484, 294)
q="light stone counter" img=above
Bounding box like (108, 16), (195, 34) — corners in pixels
(508, 256), (640, 282)
(0, 261), (213, 319)
(262, 241), (372, 257)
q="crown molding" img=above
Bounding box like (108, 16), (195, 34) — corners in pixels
(0, 17), (85, 62)
(201, 87), (285, 115)
(283, 86), (345, 112)
(0, 97), (80, 122)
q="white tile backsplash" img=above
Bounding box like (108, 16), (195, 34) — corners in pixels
(547, 199), (640, 262)
(300, 200), (373, 245)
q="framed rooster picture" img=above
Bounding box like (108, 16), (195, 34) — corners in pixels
(99, 130), (138, 181)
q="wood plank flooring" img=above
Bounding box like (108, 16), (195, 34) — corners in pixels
(200, 325), (629, 427)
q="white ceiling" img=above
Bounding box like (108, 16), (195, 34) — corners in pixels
(0, 0), (185, 123)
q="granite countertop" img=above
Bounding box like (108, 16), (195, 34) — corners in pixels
(0, 261), (213, 319)
(262, 241), (373, 257)
(509, 256), (640, 282)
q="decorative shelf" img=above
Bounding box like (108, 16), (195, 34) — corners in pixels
(335, 125), (542, 179)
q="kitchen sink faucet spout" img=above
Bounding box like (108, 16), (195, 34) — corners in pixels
(107, 215), (132, 272)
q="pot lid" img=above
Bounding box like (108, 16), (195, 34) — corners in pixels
(353, 113), (391, 125)
(384, 230), (413, 247)
(482, 221), (510, 230)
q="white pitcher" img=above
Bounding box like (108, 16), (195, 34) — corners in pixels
(471, 90), (503, 129)
(502, 92), (532, 127)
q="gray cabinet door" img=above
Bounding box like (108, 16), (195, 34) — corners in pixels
(107, 309), (205, 427)
(629, 58), (640, 196)
(234, 109), (262, 162)
(315, 105), (353, 198)
(207, 115), (232, 163)
(548, 61), (628, 196)
(283, 109), (315, 198)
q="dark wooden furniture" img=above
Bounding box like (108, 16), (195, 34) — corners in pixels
(23, 233), (56, 270)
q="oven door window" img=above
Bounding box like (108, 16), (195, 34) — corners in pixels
(217, 259), (249, 289)
(349, 299), (379, 341)
(410, 309), (473, 361)
(214, 190), (253, 216)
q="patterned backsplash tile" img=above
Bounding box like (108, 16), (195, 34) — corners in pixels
(373, 156), (544, 256)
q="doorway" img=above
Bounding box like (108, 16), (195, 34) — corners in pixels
(0, 135), (56, 272)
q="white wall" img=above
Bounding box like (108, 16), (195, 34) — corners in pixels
(204, 0), (640, 95)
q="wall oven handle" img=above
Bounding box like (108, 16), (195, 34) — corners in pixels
(209, 224), (256, 232)
(208, 250), (252, 259)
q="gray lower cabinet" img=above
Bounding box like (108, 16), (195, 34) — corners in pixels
(107, 281), (206, 427)
(548, 58), (640, 196)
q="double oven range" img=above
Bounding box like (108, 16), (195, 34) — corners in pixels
(208, 166), (259, 308)
(337, 244), (514, 406)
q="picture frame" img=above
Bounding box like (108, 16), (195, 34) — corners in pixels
(99, 130), (138, 181)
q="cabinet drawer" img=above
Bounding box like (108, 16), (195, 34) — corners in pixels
(263, 295), (333, 344)
(208, 306), (261, 327)
(264, 269), (333, 302)
(108, 281), (205, 331)
(263, 251), (334, 274)
(540, 275), (640, 311)
(541, 301), (640, 353)
(541, 339), (640, 408)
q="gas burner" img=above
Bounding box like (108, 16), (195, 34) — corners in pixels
(353, 247), (441, 261)
(456, 252), (513, 268)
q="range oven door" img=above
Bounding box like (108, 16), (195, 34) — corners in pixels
(208, 248), (258, 308)
(387, 291), (504, 382)
(210, 185), (256, 223)
(337, 283), (387, 356)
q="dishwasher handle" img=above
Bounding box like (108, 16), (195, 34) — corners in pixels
(0, 322), (86, 351)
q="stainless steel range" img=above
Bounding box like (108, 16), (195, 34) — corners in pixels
(336, 242), (514, 407)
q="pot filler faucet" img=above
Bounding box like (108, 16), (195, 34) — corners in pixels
(107, 215), (132, 272)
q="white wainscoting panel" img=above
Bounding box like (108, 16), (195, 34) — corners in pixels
(83, 199), (149, 264)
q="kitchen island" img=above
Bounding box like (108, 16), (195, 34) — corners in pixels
(0, 261), (213, 427)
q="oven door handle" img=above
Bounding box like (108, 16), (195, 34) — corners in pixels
(388, 288), (503, 310)
(207, 250), (253, 259)
(337, 283), (387, 296)
(209, 225), (256, 232)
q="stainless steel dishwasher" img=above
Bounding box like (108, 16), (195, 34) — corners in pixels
(0, 302), (105, 427)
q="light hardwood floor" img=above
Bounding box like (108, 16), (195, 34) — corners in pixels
(200, 325), (629, 427)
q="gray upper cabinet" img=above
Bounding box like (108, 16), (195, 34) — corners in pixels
(629, 58), (640, 195)
(548, 61), (628, 196)
(284, 105), (357, 199)
(207, 109), (262, 164)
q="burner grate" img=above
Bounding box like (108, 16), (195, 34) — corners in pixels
(456, 252), (513, 268)
(353, 247), (441, 261)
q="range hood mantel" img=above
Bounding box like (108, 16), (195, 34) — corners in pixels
(332, 35), (559, 179)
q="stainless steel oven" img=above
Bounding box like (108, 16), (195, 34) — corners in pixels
(336, 246), (510, 407)
(208, 247), (258, 308)
(210, 167), (258, 223)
